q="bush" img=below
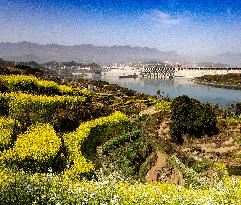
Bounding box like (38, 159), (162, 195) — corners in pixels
(170, 95), (217, 142)
(235, 103), (241, 117)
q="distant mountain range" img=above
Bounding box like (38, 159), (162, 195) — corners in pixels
(0, 41), (240, 66)
(0, 41), (179, 65)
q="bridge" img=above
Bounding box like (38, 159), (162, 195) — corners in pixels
(141, 66), (241, 79)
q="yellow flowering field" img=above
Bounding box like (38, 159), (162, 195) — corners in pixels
(0, 74), (75, 95)
(0, 117), (20, 150)
(154, 101), (172, 111)
(0, 92), (86, 125)
(1, 73), (241, 204)
(0, 111), (128, 175)
(0, 123), (61, 171)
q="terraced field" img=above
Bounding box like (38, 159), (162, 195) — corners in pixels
(0, 66), (241, 204)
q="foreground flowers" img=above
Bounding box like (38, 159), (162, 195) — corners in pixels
(0, 169), (241, 204)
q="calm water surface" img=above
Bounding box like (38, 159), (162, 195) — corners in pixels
(93, 75), (241, 107)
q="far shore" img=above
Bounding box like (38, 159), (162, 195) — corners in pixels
(193, 79), (241, 90)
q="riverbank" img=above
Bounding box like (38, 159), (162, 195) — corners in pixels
(194, 80), (241, 90)
(194, 73), (241, 90)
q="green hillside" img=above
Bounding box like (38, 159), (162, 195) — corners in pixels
(0, 66), (241, 204)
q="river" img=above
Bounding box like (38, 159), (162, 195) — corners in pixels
(91, 75), (241, 107)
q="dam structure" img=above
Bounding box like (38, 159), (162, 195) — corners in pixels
(141, 66), (241, 79)
(141, 65), (175, 79)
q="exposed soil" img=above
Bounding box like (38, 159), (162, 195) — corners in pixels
(146, 152), (183, 185)
(175, 120), (241, 175)
(146, 152), (166, 182)
(144, 106), (241, 183)
(139, 107), (160, 116)
(159, 117), (171, 141)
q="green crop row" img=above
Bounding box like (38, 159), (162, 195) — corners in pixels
(63, 111), (129, 177)
(0, 92), (86, 127)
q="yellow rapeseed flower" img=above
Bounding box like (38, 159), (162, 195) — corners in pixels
(0, 123), (61, 164)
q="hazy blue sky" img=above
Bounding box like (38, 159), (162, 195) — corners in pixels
(1, 0), (241, 56)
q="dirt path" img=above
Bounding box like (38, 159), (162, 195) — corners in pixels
(139, 107), (159, 116)
(146, 152), (167, 182)
(158, 118), (171, 140)
(146, 152), (183, 185)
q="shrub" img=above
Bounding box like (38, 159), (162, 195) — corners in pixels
(170, 95), (217, 142)
(0, 123), (62, 172)
(235, 103), (241, 117)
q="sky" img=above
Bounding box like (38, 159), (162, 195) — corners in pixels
(0, 0), (241, 57)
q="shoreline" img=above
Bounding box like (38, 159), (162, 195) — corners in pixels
(193, 79), (241, 90)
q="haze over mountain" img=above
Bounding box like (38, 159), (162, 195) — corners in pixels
(181, 53), (241, 67)
(0, 41), (179, 65)
(205, 53), (241, 67)
(1, 41), (241, 66)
